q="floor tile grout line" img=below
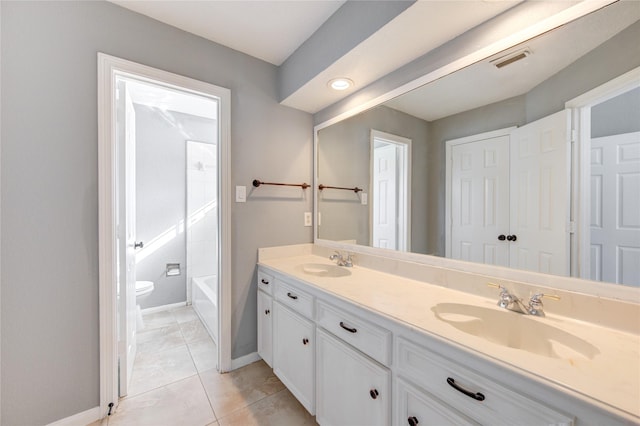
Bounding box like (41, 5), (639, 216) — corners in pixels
(212, 387), (291, 424)
(196, 366), (221, 423)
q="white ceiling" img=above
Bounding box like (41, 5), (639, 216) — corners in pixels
(280, 0), (520, 113)
(110, 0), (521, 113)
(110, 0), (345, 66)
(384, 2), (640, 121)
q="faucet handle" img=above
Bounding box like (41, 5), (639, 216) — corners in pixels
(530, 293), (561, 303)
(487, 282), (513, 308)
(528, 293), (560, 316)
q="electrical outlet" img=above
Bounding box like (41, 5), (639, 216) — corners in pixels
(304, 212), (312, 227)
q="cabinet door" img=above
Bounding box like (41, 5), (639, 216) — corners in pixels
(257, 290), (273, 367)
(273, 302), (315, 414)
(395, 377), (478, 426)
(316, 329), (390, 426)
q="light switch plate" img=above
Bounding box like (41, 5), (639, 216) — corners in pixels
(361, 193), (368, 205)
(304, 212), (312, 227)
(236, 186), (246, 202)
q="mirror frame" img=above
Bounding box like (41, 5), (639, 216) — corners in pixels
(313, 0), (640, 302)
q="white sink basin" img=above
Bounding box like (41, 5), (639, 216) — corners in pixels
(432, 303), (599, 361)
(298, 263), (352, 278)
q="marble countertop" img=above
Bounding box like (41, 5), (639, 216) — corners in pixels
(259, 254), (640, 421)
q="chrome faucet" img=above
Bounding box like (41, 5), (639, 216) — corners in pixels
(329, 251), (354, 267)
(488, 283), (560, 317)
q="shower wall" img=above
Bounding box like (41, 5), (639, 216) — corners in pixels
(186, 141), (218, 290)
(135, 104), (217, 309)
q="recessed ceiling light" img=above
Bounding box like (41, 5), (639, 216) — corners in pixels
(328, 78), (354, 91)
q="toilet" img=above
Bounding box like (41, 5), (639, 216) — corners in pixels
(135, 280), (155, 329)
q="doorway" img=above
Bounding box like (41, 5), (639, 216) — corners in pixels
(370, 130), (411, 251)
(98, 54), (231, 416)
(568, 66), (640, 285)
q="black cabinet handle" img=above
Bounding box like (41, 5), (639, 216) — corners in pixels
(339, 322), (357, 333)
(261, 279), (269, 285)
(506, 234), (517, 242)
(498, 234), (506, 241)
(369, 389), (379, 399)
(408, 416), (419, 426)
(264, 309), (270, 315)
(287, 292), (298, 300)
(446, 377), (485, 401)
(302, 338), (309, 345)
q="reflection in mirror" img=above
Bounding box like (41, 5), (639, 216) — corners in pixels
(316, 2), (640, 286)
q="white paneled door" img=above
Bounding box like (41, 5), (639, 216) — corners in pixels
(450, 134), (510, 266)
(116, 79), (139, 397)
(372, 143), (398, 250)
(448, 110), (570, 275)
(590, 131), (640, 286)
(510, 110), (571, 276)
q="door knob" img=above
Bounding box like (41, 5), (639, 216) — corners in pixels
(498, 234), (506, 241)
(506, 235), (517, 241)
(134, 241), (144, 249)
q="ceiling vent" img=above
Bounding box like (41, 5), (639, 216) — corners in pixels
(490, 49), (531, 69)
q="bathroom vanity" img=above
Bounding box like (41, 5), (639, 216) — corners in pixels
(257, 244), (639, 426)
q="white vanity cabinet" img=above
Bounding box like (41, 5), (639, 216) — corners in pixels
(256, 270), (274, 367)
(395, 336), (574, 426)
(395, 377), (479, 426)
(316, 328), (391, 426)
(272, 278), (316, 414)
(257, 289), (273, 367)
(257, 263), (634, 425)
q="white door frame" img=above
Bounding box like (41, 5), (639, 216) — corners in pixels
(445, 127), (515, 258)
(369, 130), (411, 251)
(97, 53), (232, 416)
(565, 66), (640, 279)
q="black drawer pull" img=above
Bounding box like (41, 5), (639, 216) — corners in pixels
(302, 338), (309, 345)
(339, 322), (357, 333)
(446, 377), (485, 401)
(264, 309), (270, 315)
(261, 279), (269, 285)
(369, 389), (379, 399)
(287, 292), (298, 300)
(408, 416), (419, 426)
(498, 234), (506, 241)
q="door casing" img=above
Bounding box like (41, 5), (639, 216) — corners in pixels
(97, 53), (232, 416)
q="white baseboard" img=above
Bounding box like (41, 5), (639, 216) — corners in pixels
(141, 301), (186, 315)
(230, 352), (261, 370)
(47, 406), (101, 426)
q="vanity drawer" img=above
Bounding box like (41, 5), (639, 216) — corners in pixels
(274, 279), (314, 319)
(257, 269), (274, 296)
(316, 300), (391, 366)
(395, 337), (573, 426)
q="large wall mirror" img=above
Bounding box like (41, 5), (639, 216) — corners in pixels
(316, 2), (640, 289)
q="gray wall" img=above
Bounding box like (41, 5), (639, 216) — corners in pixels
(318, 105), (429, 253)
(135, 105), (218, 309)
(0, 2), (312, 424)
(592, 87), (640, 138)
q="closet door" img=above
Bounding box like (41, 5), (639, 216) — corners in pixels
(510, 110), (571, 276)
(450, 134), (510, 266)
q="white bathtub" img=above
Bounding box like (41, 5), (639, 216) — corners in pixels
(192, 275), (218, 345)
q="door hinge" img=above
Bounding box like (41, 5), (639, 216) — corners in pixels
(570, 129), (577, 143)
(567, 221), (576, 233)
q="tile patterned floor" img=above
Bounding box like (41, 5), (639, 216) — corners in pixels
(89, 306), (316, 426)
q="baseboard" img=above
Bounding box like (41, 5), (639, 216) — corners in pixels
(230, 352), (261, 370)
(47, 406), (101, 426)
(141, 301), (186, 315)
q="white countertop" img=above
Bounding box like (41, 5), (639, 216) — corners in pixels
(259, 254), (640, 421)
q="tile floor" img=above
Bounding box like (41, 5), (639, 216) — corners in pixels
(89, 305), (317, 426)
